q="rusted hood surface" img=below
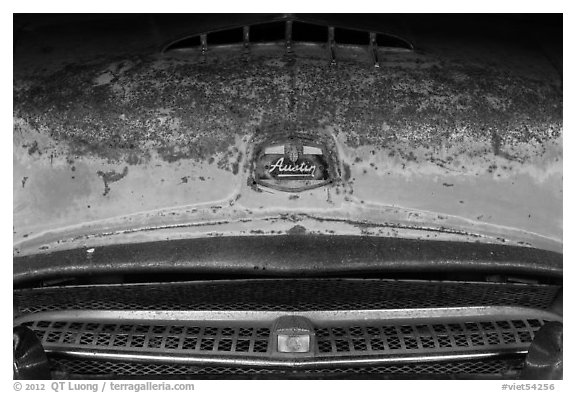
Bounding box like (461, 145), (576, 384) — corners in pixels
(13, 44), (562, 256)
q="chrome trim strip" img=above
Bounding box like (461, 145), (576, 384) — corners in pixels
(18, 277), (554, 291)
(15, 306), (563, 325)
(46, 348), (525, 368)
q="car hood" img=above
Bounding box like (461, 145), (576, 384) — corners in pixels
(13, 26), (562, 257)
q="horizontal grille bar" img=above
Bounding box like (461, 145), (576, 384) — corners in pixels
(14, 279), (560, 314)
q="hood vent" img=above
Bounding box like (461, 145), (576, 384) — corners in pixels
(162, 17), (414, 64)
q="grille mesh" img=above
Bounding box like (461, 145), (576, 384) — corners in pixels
(14, 279), (560, 314)
(50, 358), (523, 377)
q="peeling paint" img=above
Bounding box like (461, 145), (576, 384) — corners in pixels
(14, 46), (561, 171)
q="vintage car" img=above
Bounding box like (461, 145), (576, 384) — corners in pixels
(13, 14), (562, 379)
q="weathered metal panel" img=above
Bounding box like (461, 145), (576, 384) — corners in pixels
(13, 42), (562, 256)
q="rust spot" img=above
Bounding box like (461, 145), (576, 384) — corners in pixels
(126, 152), (141, 165)
(96, 166), (128, 196)
(343, 163), (351, 182)
(287, 225), (307, 235)
(231, 151), (243, 175)
(26, 141), (40, 155)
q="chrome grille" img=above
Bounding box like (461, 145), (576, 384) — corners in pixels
(15, 279), (560, 378)
(313, 319), (544, 355)
(50, 358), (523, 377)
(25, 321), (271, 356)
(24, 317), (545, 360)
(14, 279), (560, 314)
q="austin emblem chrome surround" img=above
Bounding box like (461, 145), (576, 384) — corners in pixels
(250, 132), (339, 192)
